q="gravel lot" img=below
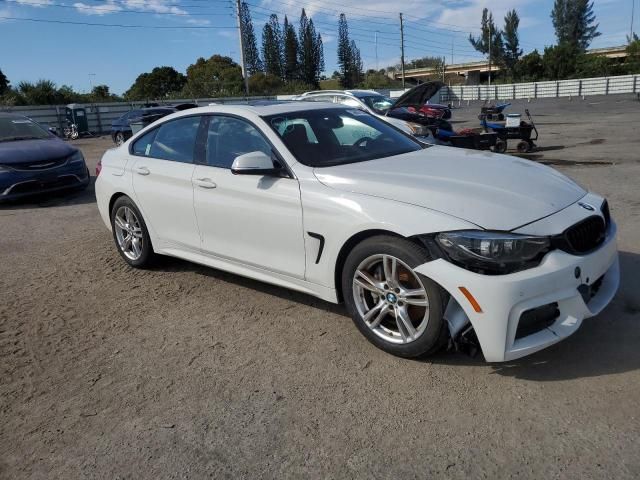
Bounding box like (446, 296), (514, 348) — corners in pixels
(1, 96), (639, 479)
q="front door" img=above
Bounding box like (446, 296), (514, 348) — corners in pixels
(192, 115), (306, 278)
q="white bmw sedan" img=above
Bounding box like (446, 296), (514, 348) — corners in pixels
(95, 102), (619, 362)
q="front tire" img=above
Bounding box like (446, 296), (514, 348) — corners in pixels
(342, 236), (446, 358)
(110, 196), (155, 268)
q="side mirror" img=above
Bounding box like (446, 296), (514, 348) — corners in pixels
(231, 151), (284, 176)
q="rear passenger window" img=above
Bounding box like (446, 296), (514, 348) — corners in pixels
(131, 128), (158, 156)
(149, 116), (202, 163)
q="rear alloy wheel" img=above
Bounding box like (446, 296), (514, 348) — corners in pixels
(111, 196), (154, 267)
(342, 236), (445, 358)
(115, 132), (125, 146)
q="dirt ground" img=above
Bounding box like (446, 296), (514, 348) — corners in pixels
(1, 96), (639, 479)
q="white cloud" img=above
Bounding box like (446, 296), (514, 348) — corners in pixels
(15, 0), (52, 7)
(73, 0), (121, 16)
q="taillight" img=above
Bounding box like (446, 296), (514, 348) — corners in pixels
(96, 159), (102, 177)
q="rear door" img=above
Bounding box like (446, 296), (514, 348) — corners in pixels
(129, 115), (204, 251)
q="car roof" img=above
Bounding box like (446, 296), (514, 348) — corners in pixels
(301, 89), (381, 98)
(166, 101), (347, 118)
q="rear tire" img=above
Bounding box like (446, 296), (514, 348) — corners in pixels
(110, 196), (155, 268)
(342, 235), (446, 358)
(115, 132), (125, 146)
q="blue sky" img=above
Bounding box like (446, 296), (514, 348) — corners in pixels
(0, 0), (636, 94)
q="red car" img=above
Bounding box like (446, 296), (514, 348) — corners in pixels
(408, 103), (452, 120)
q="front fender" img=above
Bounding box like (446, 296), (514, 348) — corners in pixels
(299, 177), (477, 290)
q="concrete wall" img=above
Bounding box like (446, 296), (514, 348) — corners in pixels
(0, 96), (275, 135)
(440, 75), (640, 102)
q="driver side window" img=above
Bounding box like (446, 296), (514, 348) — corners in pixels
(206, 116), (272, 169)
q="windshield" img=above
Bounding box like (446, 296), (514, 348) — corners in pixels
(0, 117), (50, 142)
(360, 95), (394, 115)
(265, 108), (422, 168)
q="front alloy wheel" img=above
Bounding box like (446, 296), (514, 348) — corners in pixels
(353, 254), (430, 344)
(343, 236), (446, 358)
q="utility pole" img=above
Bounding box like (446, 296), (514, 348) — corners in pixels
(375, 31), (379, 71)
(488, 22), (492, 87)
(451, 37), (454, 65)
(235, 0), (249, 95)
(88, 73), (96, 92)
(632, 0), (636, 40)
(442, 56), (446, 82)
(400, 13), (406, 89)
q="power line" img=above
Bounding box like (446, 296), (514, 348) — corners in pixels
(0, 0), (234, 16)
(0, 15), (238, 28)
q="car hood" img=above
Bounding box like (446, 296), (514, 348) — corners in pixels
(313, 146), (586, 231)
(0, 137), (76, 165)
(390, 81), (444, 110)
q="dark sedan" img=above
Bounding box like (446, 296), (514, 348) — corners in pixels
(110, 106), (180, 145)
(0, 113), (90, 201)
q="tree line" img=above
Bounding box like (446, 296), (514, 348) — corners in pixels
(2, 0), (640, 105)
(467, 1), (640, 83)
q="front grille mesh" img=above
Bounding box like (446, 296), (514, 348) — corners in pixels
(564, 216), (606, 254)
(1, 156), (68, 171)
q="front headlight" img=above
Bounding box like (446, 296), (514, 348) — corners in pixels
(69, 150), (85, 164)
(435, 230), (551, 275)
(405, 122), (431, 137)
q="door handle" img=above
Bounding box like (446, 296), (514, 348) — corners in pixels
(134, 166), (150, 176)
(194, 178), (217, 189)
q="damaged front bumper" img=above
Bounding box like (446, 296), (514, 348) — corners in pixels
(415, 222), (619, 362)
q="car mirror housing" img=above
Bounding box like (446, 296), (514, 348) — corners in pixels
(231, 151), (283, 176)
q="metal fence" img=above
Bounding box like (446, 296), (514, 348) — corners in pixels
(0, 96), (275, 135)
(439, 74), (640, 102)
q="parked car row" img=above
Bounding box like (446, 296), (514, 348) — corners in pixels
(294, 83), (497, 151)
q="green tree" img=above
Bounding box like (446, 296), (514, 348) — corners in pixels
(240, 1), (263, 75)
(551, 0), (600, 51)
(624, 38), (640, 73)
(542, 43), (580, 79)
(125, 66), (186, 100)
(248, 72), (284, 94)
(350, 40), (363, 86)
(17, 80), (61, 105)
(91, 84), (111, 100)
(337, 14), (364, 88)
(297, 9), (324, 88)
(502, 10), (522, 78)
(514, 50), (544, 81)
(283, 16), (299, 82)
(183, 55), (243, 98)
(0, 69), (9, 96)
(262, 14), (283, 78)
(469, 8), (504, 66)
(337, 14), (354, 88)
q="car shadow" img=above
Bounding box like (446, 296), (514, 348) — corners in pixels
(151, 255), (349, 318)
(152, 249), (639, 382)
(0, 176), (97, 210)
(426, 251), (640, 381)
